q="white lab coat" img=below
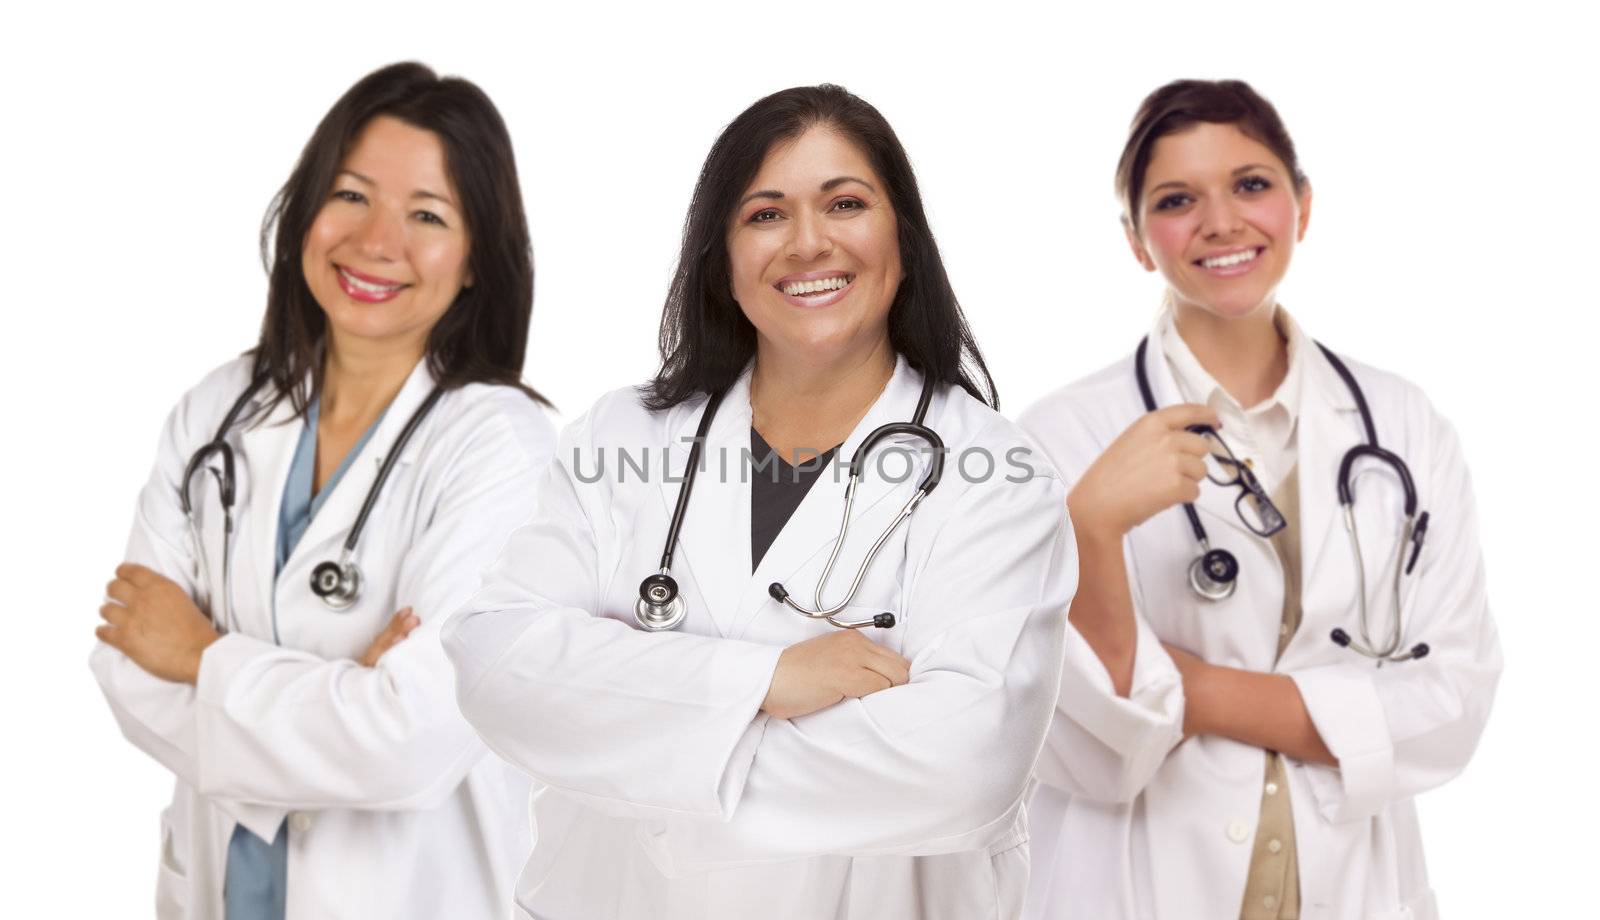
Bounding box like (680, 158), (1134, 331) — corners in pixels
(1016, 318), (1502, 920)
(90, 355), (555, 919)
(444, 358), (1075, 920)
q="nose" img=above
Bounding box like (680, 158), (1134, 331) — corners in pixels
(353, 205), (403, 262)
(1198, 195), (1245, 240)
(785, 211), (833, 262)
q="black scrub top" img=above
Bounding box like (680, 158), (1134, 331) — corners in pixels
(749, 428), (839, 570)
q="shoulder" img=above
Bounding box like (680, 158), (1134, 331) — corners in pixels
(1313, 346), (1453, 442)
(1014, 354), (1141, 481)
(924, 384), (1067, 513)
(427, 381), (559, 471)
(554, 382), (695, 452)
(162, 355), (260, 453)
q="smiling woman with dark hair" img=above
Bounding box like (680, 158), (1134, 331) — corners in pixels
(89, 62), (553, 920)
(445, 84), (1074, 919)
(1019, 79), (1501, 920)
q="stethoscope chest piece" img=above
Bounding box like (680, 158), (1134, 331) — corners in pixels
(310, 560), (362, 611)
(635, 573), (687, 631)
(1187, 545), (1239, 600)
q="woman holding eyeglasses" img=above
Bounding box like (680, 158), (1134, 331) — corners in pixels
(1017, 80), (1501, 920)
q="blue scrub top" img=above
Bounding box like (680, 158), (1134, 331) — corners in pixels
(223, 395), (385, 920)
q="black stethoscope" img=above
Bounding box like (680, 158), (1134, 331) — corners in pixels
(635, 376), (944, 632)
(1135, 336), (1431, 663)
(182, 375), (444, 626)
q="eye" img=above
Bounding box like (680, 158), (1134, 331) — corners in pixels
(1152, 193), (1192, 212)
(749, 208), (782, 224)
(1237, 175), (1272, 194)
(413, 210), (447, 227)
(332, 189), (366, 204)
(831, 197), (866, 213)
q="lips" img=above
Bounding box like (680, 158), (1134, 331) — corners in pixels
(336, 265), (408, 303)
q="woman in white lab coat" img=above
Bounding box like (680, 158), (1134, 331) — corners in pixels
(90, 62), (554, 919)
(1018, 80), (1502, 920)
(444, 84), (1074, 920)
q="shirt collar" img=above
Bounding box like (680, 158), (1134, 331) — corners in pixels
(1158, 302), (1312, 446)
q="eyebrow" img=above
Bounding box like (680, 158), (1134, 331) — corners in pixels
(737, 175), (878, 209)
(339, 170), (458, 208)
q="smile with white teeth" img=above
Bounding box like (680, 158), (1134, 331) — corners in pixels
(1198, 248), (1261, 270)
(780, 274), (853, 297)
(339, 267), (405, 293)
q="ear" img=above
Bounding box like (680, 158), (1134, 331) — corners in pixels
(1122, 216), (1157, 272)
(1296, 182), (1313, 242)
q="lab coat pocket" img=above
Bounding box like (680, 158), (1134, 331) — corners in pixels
(155, 806), (188, 919)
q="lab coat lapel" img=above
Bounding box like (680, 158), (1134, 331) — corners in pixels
(731, 358), (931, 639)
(1298, 351), (1365, 605)
(236, 386), (304, 639)
(663, 371), (755, 638)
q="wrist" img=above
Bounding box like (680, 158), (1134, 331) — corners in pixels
(1067, 500), (1126, 546)
(183, 630), (221, 686)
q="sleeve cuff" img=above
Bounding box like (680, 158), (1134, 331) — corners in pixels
(1289, 663), (1394, 822)
(1056, 617), (1183, 759)
(195, 631), (277, 706)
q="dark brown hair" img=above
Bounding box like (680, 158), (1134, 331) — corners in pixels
(254, 61), (544, 418)
(642, 84), (997, 411)
(1115, 79), (1308, 233)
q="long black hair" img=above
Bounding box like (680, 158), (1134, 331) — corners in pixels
(254, 61), (544, 418)
(643, 84), (996, 411)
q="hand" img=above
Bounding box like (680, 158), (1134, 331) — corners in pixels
(359, 607), (419, 667)
(1161, 641), (1212, 739)
(1067, 404), (1219, 541)
(761, 630), (912, 720)
(97, 563), (220, 685)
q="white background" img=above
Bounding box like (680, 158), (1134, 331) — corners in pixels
(4, 1), (1593, 915)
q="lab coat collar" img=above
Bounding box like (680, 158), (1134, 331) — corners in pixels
(238, 358), (436, 625)
(661, 356), (938, 638)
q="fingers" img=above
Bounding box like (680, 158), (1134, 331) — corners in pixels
(105, 578), (135, 605)
(95, 624), (122, 648)
(99, 602), (130, 627)
(1172, 431), (1212, 458)
(1152, 403), (1220, 432)
(1177, 454), (1208, 482)
(859, 651), (911, 690)
(359, 608), (419, 668)
(115, 563), (158, 587)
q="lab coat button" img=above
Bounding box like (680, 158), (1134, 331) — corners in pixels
(1226, 819), (1249, 843)
(1267, 838), (1283, 854)
(290, 812), (312, 833)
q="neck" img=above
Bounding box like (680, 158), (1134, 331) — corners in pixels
(1171, 300), (1288, 409)
(749, 335), (896, 455)
(320, 332), (422, 426)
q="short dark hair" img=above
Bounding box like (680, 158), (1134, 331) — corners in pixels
(1116, 79), (1308, 233)
(643, 84), (997, 411)
(254, 61), (544, 417)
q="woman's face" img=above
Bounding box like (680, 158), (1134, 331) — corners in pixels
(302, 115), (472, 355)
(1127, 121), (1311, 320)
(726, 125), (902, 368)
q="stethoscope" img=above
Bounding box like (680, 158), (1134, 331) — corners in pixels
(181, 375), (445, 626)
(635, 376), (944, 632)
(1135, 337), (1431, 663)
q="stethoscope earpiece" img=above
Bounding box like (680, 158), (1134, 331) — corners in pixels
(310, 559), (362, 610)
(1187, 546), (1239, 600)
(635, 573), (687, 631)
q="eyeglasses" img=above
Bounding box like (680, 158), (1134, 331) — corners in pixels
(1189, 425), (1286, 538)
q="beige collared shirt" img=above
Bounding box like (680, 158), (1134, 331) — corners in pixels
(1159, 304), (1312, 495)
